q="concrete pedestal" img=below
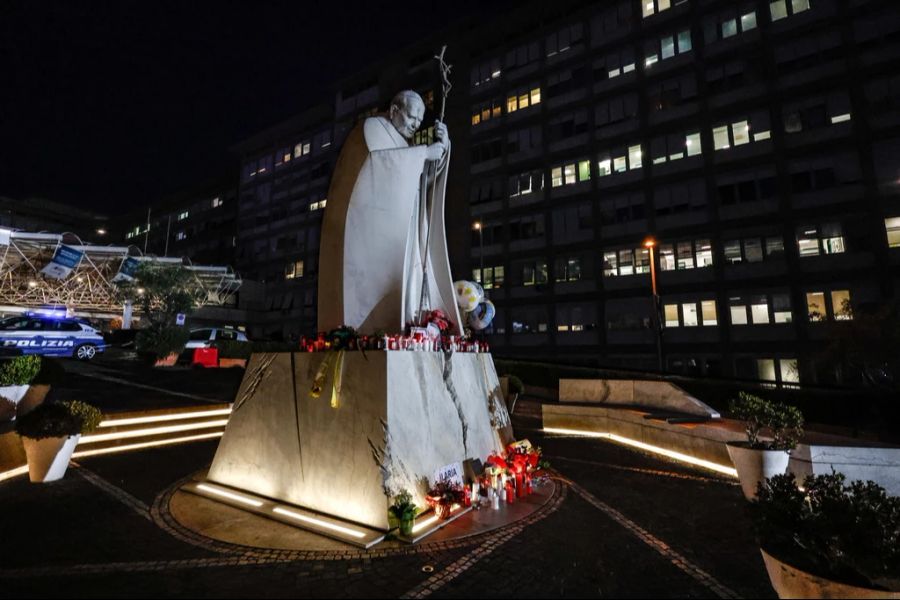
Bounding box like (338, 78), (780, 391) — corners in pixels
(205, 351), (512, 531)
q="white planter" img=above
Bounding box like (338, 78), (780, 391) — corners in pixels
(22, 434), (80, 482)
(727, 442), (791, 500)
(761, 548), (900, 599)
(0, 385), (30, 404)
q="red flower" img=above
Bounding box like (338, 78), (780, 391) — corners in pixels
(486, 454), (507, 470)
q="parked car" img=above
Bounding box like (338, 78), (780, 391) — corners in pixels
(0, 315), (106, 360)
(184, 327), (249, 349)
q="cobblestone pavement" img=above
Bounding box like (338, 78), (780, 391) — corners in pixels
(0, 411), (776, 598)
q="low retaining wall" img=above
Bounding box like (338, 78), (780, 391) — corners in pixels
(542, 403), (741, 467)
(543, 404), (900, 494)
(558, 379), (720, 418)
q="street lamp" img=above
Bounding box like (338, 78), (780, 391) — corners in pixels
(644, 236), (664, 372)
(473, 221), (483, 286)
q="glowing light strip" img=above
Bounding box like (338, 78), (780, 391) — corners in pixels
(272, 507), (365, 539)
(72, 432), (223, 458)
(0, 465), (29, 483)
(197, 484), (263, 507)
(411, 504), (462, 534)
(542, 427), (738, 477)
(411, 514), (440, 533)
(79, 420), (229, 444)
(99, 408), (232, 428)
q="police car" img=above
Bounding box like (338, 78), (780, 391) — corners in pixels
(0, 314), (106, 360)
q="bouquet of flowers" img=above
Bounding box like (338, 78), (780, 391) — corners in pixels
(426, 476), (465, 519)
(420, 309), (453, 334)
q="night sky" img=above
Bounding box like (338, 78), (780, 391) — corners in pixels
(1, 1), (513, 215)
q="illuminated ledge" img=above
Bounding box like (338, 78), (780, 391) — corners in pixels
(182, 481), (386, 549)
(0, 465), (29, 484)
(543, 427), (738, 478)
(396, 504), (472, 544)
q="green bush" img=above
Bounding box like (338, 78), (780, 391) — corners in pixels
(31, 357), (66, 386)
(506, 374), (525, 395)
(753, 472), (900, 590)
(0, 356), (42, 386)
(15, 400), (102, 439)
(136, 327), (189, 357)
(730, 391), (804, 450)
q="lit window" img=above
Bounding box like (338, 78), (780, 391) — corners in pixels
(664, 304), (680, 327)
(770, 0), (788, 21)
(551, 167), (563, 188)
(645, 54), (659, 68)
(791, 0), (810, 13)
(578, 160), (591, 182)
(685, 132), (702, 156)
(177, 211), (189, 221)
(211, 197), (223, 208)
(530, 88), (541, 105)
(603, 252), (618, 277)
(682, 303), (699, 327)
(661, 36), (675, 60)
(701, 300), (718, 326)
(518, 93), (529, 109)
(597, 159), (612, 177)
(713, 126), (730, 150)
(797, 227), (820, 256)
(724, 240), (742, 264)
(564, 163), (576, 185)
(613, 156), (628, 173)
(832, 290), (852, 320)
(472, 113), (481, 126)
(731, 120), (750, 146)
(730, 298), (749, 325)
(176, 231), (187, 241)
(695, 240), (714, 267)
(757, 359), (777, 383)
(677, 241), (694, 269)
(659, 245), (675, 270)
(751, 296), (770, 324)
(741, 11), (758, 31)
(780, 359), (799, 385)
(722, 18), (738, 38)
(806, 292), (826, 321)
(285, 260), (304, 280)
(628, 145), (643, 170)
(886, 217), (900, 248)
(677, 30), (692, 53)
(798, 223), (845, 257)
(830, 113), (851, 124)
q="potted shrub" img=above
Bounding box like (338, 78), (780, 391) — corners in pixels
(387, 489), (418, 536)
(18, 357), (66, 417)
(0, 356), (42, 420)
(727, 392), (804, 500)
(752, 472), (900, 598)
(136, 327), (189, 366)
(505, 374), (525, 414)
(15, 400), (102, 482)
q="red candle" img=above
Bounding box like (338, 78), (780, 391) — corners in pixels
(515, 472), (524, 498)
(505, 480), (515, 504)
(463, 485), (471, 507)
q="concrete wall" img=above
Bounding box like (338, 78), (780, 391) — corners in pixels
(558, 379), (720, 418)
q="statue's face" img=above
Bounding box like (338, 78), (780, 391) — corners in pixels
(389, 98), (425, 140)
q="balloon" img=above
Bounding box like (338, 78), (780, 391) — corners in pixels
(468, 300), (496, 330)
(454, 280), (483, 313)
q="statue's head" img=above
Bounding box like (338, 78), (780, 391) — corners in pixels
(388, 90), (425, 140)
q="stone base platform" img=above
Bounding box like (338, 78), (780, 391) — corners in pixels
(170, 471), (556, 551)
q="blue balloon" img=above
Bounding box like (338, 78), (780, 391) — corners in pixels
(468, 300), (496, 330)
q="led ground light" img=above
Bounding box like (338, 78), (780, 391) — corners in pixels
(79, 420), (230, 445)
(184, 482), (382, 548)
(97, 408), (232, 428)
(542, 427), (738, 477)
(72, 432), (224, 458)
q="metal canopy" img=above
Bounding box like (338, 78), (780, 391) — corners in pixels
(0, 229), (241, 314)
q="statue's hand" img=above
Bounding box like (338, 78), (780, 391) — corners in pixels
(425, 120), (449, 161)
(435, 121), (449, 146)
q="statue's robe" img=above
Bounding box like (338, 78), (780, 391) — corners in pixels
(317, 116), (462, 335)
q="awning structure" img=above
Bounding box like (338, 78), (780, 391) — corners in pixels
(0, 229), (241, 315)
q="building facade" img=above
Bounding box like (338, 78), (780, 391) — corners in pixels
(210, 0), (900, 383)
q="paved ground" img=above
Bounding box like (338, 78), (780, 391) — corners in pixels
(1, 358), (777, 598)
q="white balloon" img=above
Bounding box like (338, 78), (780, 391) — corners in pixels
(454, 280), (484, 312)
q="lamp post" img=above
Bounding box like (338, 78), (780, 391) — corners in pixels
(644, 236), (664, 372)
(473, 221), (484, 286)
